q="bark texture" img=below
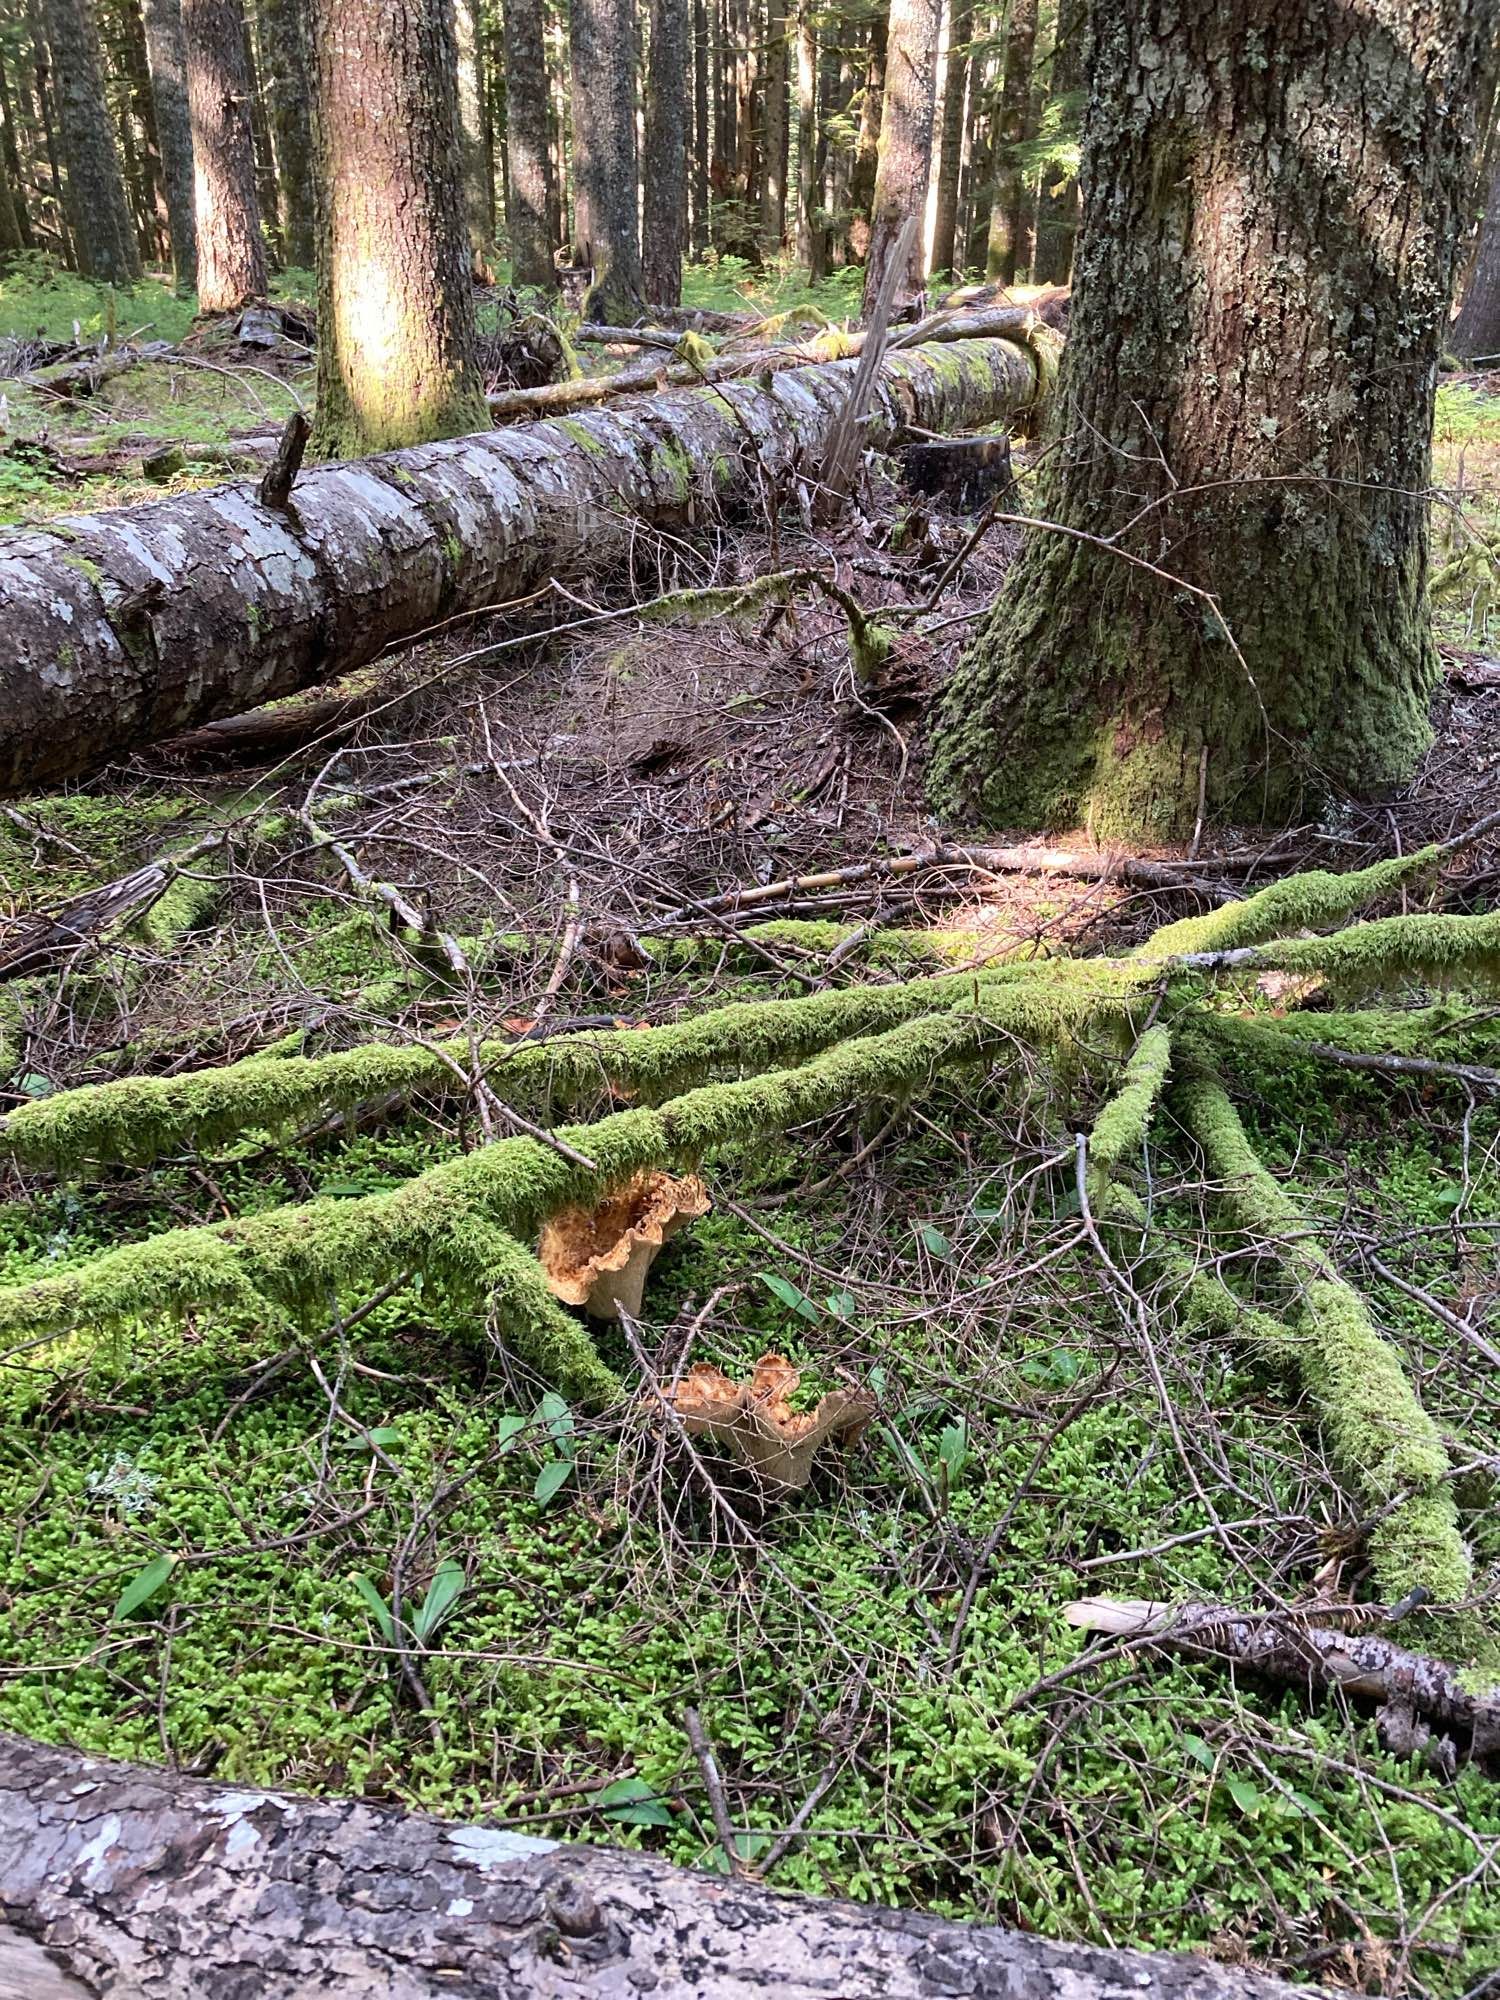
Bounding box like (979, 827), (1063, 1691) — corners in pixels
(140, 0), (198, 288)
(453, 0), (493, 265)
(0, 1733), (1320, 2000)
(571, 0), (644, 321)
(794, 0), (826, 276)
(643, 0), (689, 304)
(182, 0), (267, 308)
(43, 0), (143, 281)
(305, 0), (488, 458)
(0, 336), (1042, 792)
(986, 0), (1036, 281)
(503, 0), (555, 287)
(929, 0), (972, 279)
(930, 0), (1498, 840)
(861, 0), (939, 315)
(1451, 144), (1500, 358)
(257, 0), (315, 269)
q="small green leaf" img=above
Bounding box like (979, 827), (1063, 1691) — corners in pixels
(1222, 1774), (1261, 1817)
(17, 1072), (55, 1100)
(112, 1552), (176, 1621)
(825, 1289), (856, 1320)
(318, 1180), (369, 1198)
(495, 1413), (529, 1451)
(413, 1557), (466, 1644)
(1181, 1733), (1215, 1770)
(917, 1223), (952, 1260)
(538, 1391), (575, 1454)
(937, 1419), (968, 1474)
(363, 1426), (403, 1448)
(351, 1574), (398, 1644)
(599, 1777), (674, 1826)
(759, 1271), (819, 1320)
(534, 1458), (574, 1505)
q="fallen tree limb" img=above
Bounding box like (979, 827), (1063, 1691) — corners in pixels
(488, 303), (1056, 420)
(0, 1732), (1319, 1998)
(1064, 1598), (1500, 1760)
(0, 336), (1044, 794)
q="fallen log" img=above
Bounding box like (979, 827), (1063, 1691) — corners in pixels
(1064, 1599), (1500, 1763)
(0, 1732), (1317, 1999)
(488, 303), (1056, 419)
(0, 336), (1043, 796)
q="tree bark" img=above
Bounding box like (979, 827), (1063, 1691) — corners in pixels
(239, 6), (281, 264)
(643, 0), (689, 304)
(986, 0), (1036, 282)
(691, 0), (710, 253)
(1032, 1), (1081, 285)
(182, 0), (266, 309)
(929, 0), (1499, 841)
(114, 0), (168, 265)
(1451, 144), (1500, 358)
(861, 0), (939, 316)
(503, 0), (555, 287)
(928, 0), (971, 279)
(761, 0), (788, 246)
(257, 0), (315, 270)
(845, 1), (885, 260)
(571, 0), (644, 320)
(453, 0), (493, 268)
(43, 0), (143, 280)
(140, 0), (197, 287)
(794, 0), (825, 276)
(0, 335), (1043, 792)
(0, 41), (35, 250)
(0, 1733), (1320, 2000)
(305, 0), (487, 458)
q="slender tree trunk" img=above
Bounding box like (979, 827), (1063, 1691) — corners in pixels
(1032, 0), (1081, 284)
(1, 335), (1043, 788)
(27, 0), (73, 263)
(1451, 146), (1500, 357)
(257, 0), (315, 269)
(794, 0), (825, 276)
(861, 0), (938, 314)
(116, 0), (168, 263)
(182, 0), (267, 307)
(761, 0), (788, 245)
(691, 0), (710, 251)
(0, 42), (35, 248)
(845, 2), (885, 258)
(929, 0), (971, 278)
(986, 0), (1036, 281)
(305, 0), (487, 456)
(140, 0), (196, 288)
(930, 0), (1499, 840)
(0, 145), (21, 259)
(504, 0), (555, 286)
(962, 38), (993, 270)
(239, 9), (280, 264)
(732, 0), (759, 246)
(570, 0), (644, 320)
(453, 0), (492, 269)
(643, 0), (689, 302)
(43, 0), (143, 279)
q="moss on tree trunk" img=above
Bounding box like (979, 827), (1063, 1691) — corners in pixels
(929, 0), (1498, 841)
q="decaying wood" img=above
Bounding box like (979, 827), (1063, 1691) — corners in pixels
(0, 1732), (1321, 1998)
(0, 828), (226, 980)
(1064, 1598), (1500, 1761)
(488, 302), (1055, 420)
(0, 336), (1044, 795)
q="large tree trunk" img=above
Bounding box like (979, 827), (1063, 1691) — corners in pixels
(43, 0), (143, 280)
(571, 0), (644, 321)
(182, 0), (267, 309)
(642, 0), (689, 304)
(861, 0), (939, 315)
(305, 0), (488, 458)
(1451, 144), (1500, 359)
(257, 0), (315, 270)
(928, 0), (971, 280)
(140, 0), (197, 288)
(929, 0), (1497, 841)
(0, 1733), (1317, 2000)
(0, 334), (1043, 793)
(985, 0), (1036, 282)
(503, 0), (555, 287)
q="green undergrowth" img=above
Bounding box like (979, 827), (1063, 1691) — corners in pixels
(0, 1081), (1496, 1987)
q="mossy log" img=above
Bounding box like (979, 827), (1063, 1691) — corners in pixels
(0, 1732), (1321, 1999)
(0, 337), (1045, 795)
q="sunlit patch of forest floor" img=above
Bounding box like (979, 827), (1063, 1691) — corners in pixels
(2, 279), (1500, 1996)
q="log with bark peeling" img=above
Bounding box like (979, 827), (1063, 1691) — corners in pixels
(0, 1733), (1318, 1999)
(0, 336), (1043, 796)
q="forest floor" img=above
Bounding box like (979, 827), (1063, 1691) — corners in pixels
(1, 267), (1499, 1995)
